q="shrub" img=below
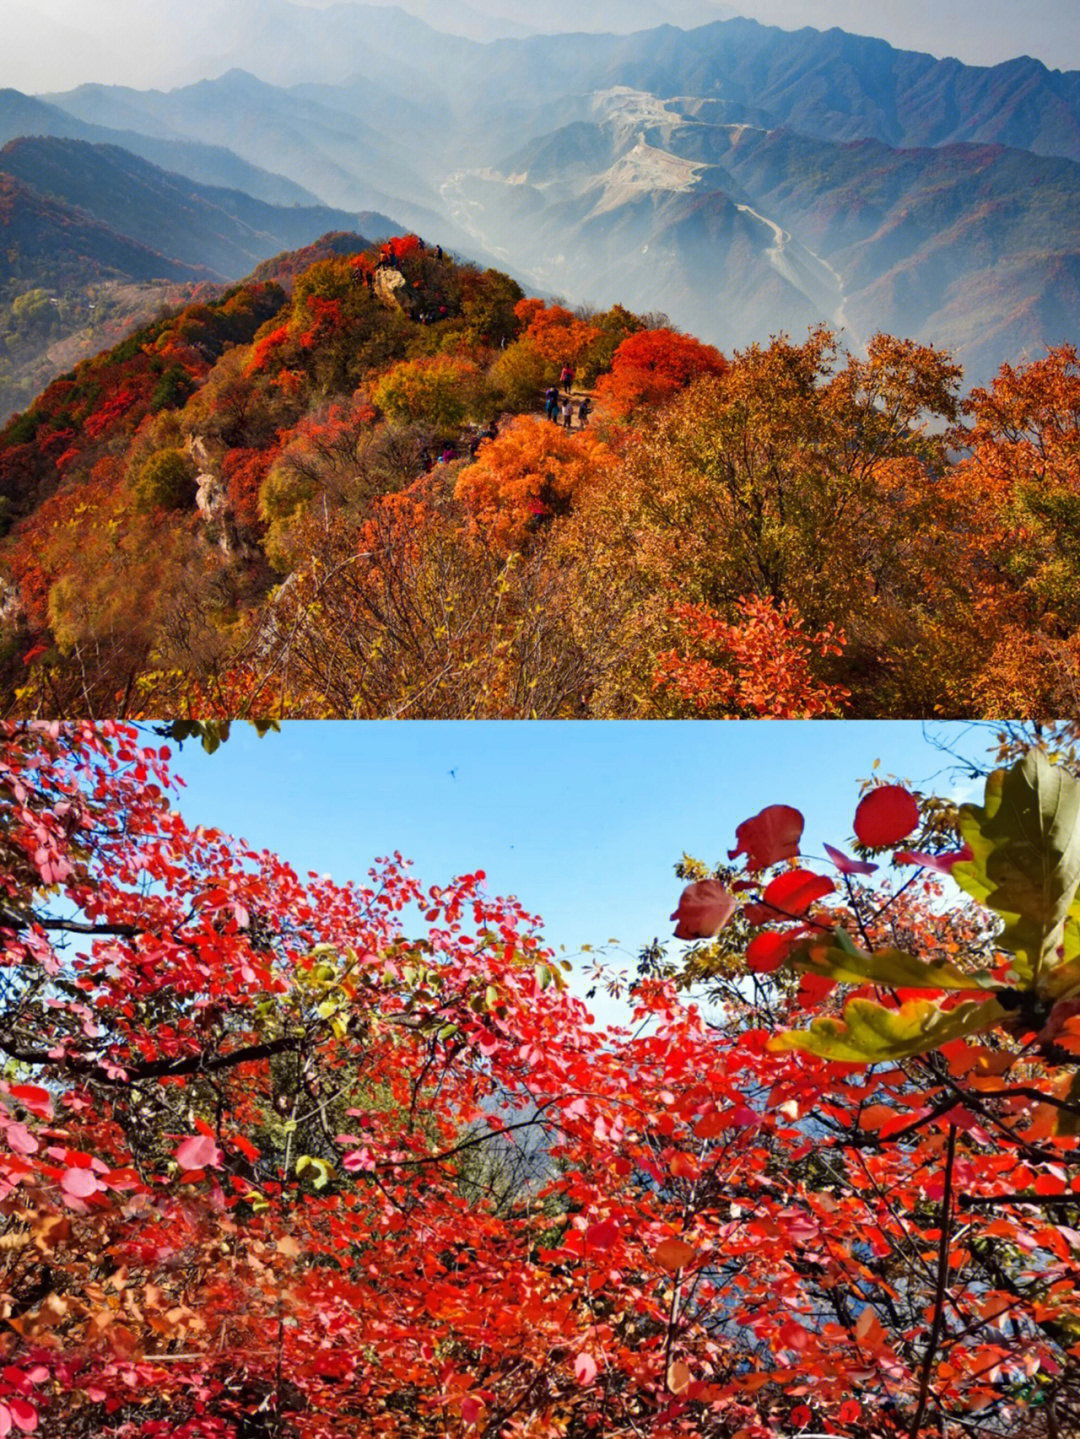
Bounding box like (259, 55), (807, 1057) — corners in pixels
(132, 448), (197, 512)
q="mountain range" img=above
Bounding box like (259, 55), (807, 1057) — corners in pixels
(5, 10), (1080, 390)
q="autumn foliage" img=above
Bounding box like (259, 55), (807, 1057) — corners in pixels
(5, 723), (1080, 1437)
(3, 234), (1080, 717)
(455, 415), (612, 551)
(595, 327), (727, 418)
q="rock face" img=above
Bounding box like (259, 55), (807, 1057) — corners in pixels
(186, 433), (241, 557)
(0, 577), (28, 639)
(373, 266), (408, 310)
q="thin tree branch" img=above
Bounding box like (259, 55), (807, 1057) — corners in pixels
(910, 1123), (958, 1439)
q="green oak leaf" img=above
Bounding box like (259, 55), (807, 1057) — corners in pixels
(953, 752), (1080, 988)
(793, 933), (996, 991)
(769, 995), (1009, 1064)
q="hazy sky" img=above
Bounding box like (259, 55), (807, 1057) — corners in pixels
(6, 0), (1078, 96)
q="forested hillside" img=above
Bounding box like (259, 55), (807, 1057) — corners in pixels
(11, 14), (1080, 378)
(2, 233), (1078, 719)
(0, 138), (400, 423)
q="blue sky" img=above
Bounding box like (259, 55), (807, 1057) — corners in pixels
(167, 721), (992, 1015)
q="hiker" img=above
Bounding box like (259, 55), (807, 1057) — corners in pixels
(545, 385), (559, 422)
(578, 396), (592, 427)
(559, 363), (574, 390)
(562, 394), (574, 429)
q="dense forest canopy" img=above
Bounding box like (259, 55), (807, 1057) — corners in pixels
(3, 721), (1080, 1435)
(1, 234), (1079, 719)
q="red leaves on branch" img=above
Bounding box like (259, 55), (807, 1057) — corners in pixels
(594, 327), (727, 418)
(654, 596), (849, 719)
(2, 722), (1076, 1439)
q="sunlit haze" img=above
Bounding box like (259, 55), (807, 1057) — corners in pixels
(4, 0), (1077, 93)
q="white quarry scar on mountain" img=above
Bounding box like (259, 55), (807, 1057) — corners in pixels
(589, 135), (705, 214)
(586, 90), (852, 333)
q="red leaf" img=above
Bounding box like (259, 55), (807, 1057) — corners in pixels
(175, 1135), (221, 1171)
(8, 1086), (52, 1119)
(761, 869), (835, 916)
(894, 845), (973, 874)
(670, 880), (736, 939)
(797, 971), (836, 1005)
(746, 931), (797, 973)
(574, 1353), (597, 1385)
(853, 786), (919, 847)
(7, 1400), (36, 1435)
(585, 1219), (619, 1251)
(729, 805), (803, 870)
(4, 1124), (37, 1157)
(654, 1237), (697, 1270)
(60, 1168), (100, 1199)
(823, 842), (877, 876)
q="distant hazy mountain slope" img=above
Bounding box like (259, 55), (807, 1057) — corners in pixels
(0, 88), (322, 206)
(0, 137), (396, 281)
(448, 19), (1080, 163)
(0, 173), (212, 288)
(440, 98), (1080, 381)
(25, 13), (1080, 381)
(45, 70), (440, 215)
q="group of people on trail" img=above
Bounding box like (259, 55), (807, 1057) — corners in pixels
(545, 364), (592, 430)
(422, 419), (500, 472)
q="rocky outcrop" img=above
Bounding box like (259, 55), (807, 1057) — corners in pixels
(186, 433), (242, 558)
(0, 577), (28, 640)
(373, 266), (408, 311)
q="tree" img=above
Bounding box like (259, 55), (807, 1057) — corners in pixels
(665, 749), (1080, 1435)
(594, 327), (727, 418)
(454, 415), (613, 551)
(653, 593), (849, 716)
(569, 327), (969, 716)
(945, 344), (1080, 714)
(5, 724), (1080, 1437)
(513, 299), (602, 372)
(131, 448), (197, 512)
(371, 354), (489, 433)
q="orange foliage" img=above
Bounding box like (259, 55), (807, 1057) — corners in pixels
(653, 594), (849, 717)
(454, 415), (612, 550)
(513, 299), (602, 369)
(246, 322), (291, 375)
(595, 328), (727, 417)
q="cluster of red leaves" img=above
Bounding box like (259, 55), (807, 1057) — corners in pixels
(594, 328), (727, 419)
(653, 595), (849, 717)
(1, 724), (1077, 1439)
